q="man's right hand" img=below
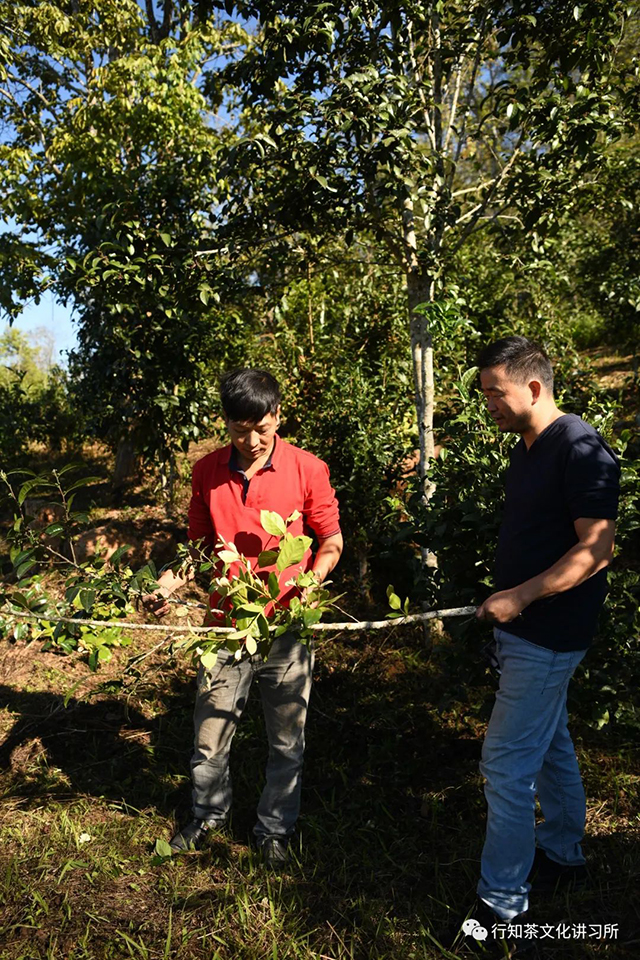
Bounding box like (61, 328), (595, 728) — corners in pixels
(142, 588), (172, 618)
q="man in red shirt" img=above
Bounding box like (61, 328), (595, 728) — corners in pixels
(146, 368), (343, 865)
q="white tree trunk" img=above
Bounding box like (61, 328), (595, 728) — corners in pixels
(407, 270), (436, 501)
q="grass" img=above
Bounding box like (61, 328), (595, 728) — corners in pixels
(0, 622), (639, 960)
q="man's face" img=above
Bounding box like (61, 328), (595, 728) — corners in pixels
(225, 409), (280, 461)
(480, 365), (539, 434)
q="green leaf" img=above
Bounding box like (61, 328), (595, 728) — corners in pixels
(276, 535), (313, 573)
(79, 589), (96, 613)
(268, 572), (280, 599)
(258, 615), (270, 641)
(312, 173), (337, 192)
(16, 560), (37, 579)
(245, 636), (258, 655)
(258, 550), (278, 567)
(65, 476), (102, 494)
(235, 603), (265, 616)
(200, 649), (218, 670)
(11, 548), (35, 569)
(45, 522), (65, 537)
(302, 608), (322, 628)
(109, 545), (132, 567)
(9, 591), (30, 610)
(386, 584), (402, 610)
(159, 233), (172, 247)
(17, 478), (56, 505)
(55, 463), (84, 477)
(154, 838), (173, 858)
(260, 510), (287, 538)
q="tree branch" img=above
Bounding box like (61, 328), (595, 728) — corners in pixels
(451, 142), (522, 253)
(404, 16), (437, 152)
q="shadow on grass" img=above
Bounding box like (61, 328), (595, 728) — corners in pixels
(1, 631), (638, 959)
(0, 680), (195, 815)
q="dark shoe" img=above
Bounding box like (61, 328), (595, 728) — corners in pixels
(257, 836), (289, 868)
(528, 847), (587, 893)
(169, 818), (224, 853)
(451, 899), (533, 957)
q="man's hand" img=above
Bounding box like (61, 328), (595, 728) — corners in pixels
(141, 566), (190, 617)
(476, 588), (526, 624)
(142, 587), (172, 618)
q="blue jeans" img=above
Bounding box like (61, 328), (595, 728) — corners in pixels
(478, 628), (587, 919)
(191, 632), (314, 841)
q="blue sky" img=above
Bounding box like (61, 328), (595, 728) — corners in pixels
(8, 292), (77, 366)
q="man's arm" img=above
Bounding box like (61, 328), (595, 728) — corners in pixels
(312, 532), (344, 583)
(476, 517), (615, 623)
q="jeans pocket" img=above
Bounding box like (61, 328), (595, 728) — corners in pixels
(539, 652), (559, 696)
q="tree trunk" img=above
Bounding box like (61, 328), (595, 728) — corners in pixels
(113, 436), (140, 491)
(407, 269), (436, 501)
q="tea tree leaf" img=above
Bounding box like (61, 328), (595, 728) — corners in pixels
(276, 535), (312, 573)
(260, 511), (287, 538)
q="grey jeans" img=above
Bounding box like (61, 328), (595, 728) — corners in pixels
(191, 632), (314, 840)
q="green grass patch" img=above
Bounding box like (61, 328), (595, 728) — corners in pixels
(0, 628), (638, 959)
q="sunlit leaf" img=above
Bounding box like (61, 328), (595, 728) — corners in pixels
(260, 511), (287, 538)
(276, 535), (312, 573)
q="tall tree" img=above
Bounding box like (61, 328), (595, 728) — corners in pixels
(0, 1), (246, 487)
(212, 0), (631, 493)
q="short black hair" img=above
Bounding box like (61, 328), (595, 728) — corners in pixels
(477, 336), (554, 391)
(220, 368), (281, 422)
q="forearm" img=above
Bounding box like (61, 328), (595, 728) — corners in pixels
(477, 517), (615, 624)
(155, 566), (190, 597)
(154, 542), (205, 596)
(312, 533), (343, 582)
(517, 541), (612, 607)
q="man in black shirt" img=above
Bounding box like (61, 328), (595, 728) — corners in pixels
(471, 336), (619, 931)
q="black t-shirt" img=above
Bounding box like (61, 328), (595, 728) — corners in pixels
(495, 414), (620, 651)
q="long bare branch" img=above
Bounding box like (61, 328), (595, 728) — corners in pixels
(405, 16), (437, 152)
(451, 141), (522, 253)
(443, 60), (464, 154)
(3, 606), (478, 634)
(454, 11), (489, 165)
(6, 72), (56, 112)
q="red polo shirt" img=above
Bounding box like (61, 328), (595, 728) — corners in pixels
(187, 436), (340, 615)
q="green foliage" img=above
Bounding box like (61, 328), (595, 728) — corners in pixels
(575, 431), (640, 730)
(390, 369), (640, 732)
(214, 0), (633, 389)
(243, 255), (415, 555)
(398, 368), (514, 611)
(0, 328), (78, 460)
(0, 3), (249, 478)
(175, 510), (338, 670)
(0, 470), (338, 671)
(0, 466), (144, 665)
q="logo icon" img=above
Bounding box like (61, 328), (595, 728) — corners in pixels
(462, 918), (488, 941)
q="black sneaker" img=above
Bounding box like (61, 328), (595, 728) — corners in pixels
(527, 847), (587, 893)
(451, 899), (533, 957)
(169, 818), (225, 853)
(257, 836), (289, 868)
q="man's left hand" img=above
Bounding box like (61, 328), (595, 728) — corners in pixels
(476, 588), (527, 624)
